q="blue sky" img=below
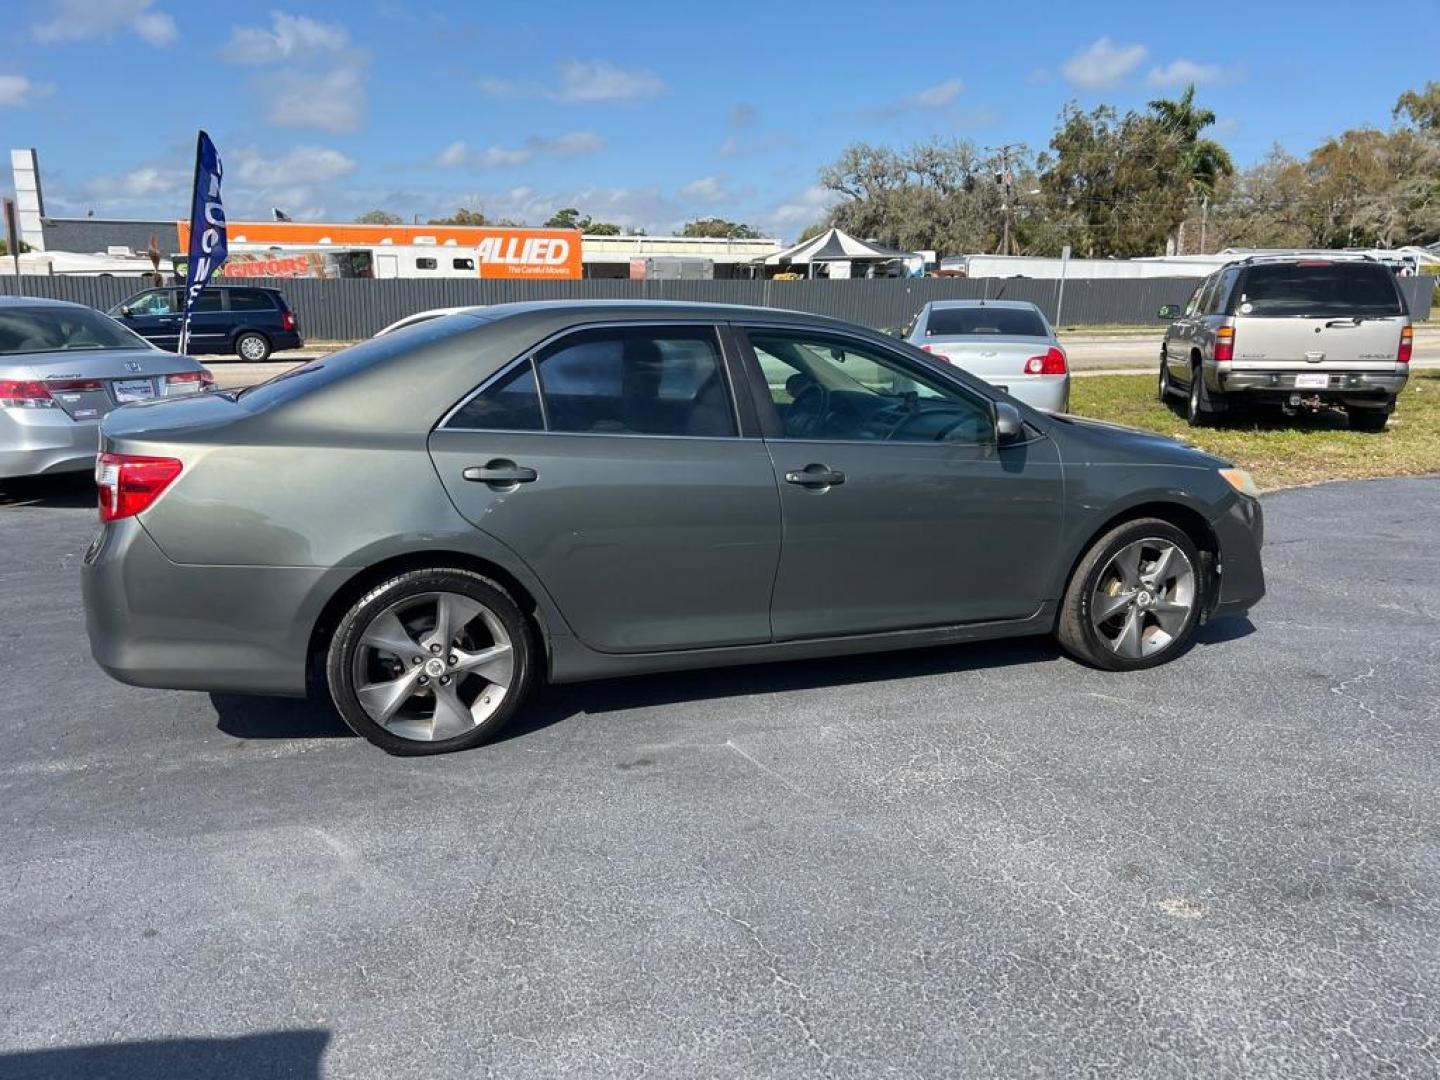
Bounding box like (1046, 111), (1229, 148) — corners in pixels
(3, 0), (1430, 240)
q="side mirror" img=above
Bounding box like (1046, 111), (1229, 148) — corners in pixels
(119, 306), (132, 318)
(1157, 304), (1180, 320)
(994, 401), (1024, 444)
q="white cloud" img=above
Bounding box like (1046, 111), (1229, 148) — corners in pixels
(727, 103), (758, 129)
(85, 165), (187, 200)
(901, 78), (964, 110)
(438, 132), (606, 169)
(265, 65), (367, 133)
(680, 176), (727, 204)
(231, 145), (356, 185)
(1146, 58), (1229, 88)
(32, 0), (176, 46)
(763, 185), (838, 235)
(225, 12), (349, 64)
(0, 74), (53, 108)
(436, 140), (468, 168)
(481, 59), (664, 103)
(1061, 37), (1148, 89)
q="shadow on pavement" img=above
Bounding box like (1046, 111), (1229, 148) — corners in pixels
(0, 1029), (330, 1080)
(0, 471), (94, 510)
(207, 619), (1256, 747)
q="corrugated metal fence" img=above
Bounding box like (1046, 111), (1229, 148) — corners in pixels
(1, 273), (1432, 341)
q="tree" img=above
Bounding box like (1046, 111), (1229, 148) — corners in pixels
(543, 207), (621, 234)
(427, 208), (488, 226)
(1209, 147), (1312, 249)
(681, 218), (762, 239)
(355, 209), (403, 225)
(1394, 81), (1440, 132)
(0, 239), (32, 256)
(1146, 84), (1234, 251)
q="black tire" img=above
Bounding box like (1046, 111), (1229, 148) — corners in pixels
(326, 567), (536, 756)
(1186, 360), (1222, 427)
(1055, 518), (1205, 672)
(1157, 353), (1172, 404)
(235, 331), (272, 362)
(1348, 406), (1390, 432)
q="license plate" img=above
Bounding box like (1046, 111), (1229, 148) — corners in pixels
(113, 378), (155, 403)
(1295, 373), (1329, 390)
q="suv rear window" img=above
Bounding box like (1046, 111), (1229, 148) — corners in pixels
(1234, 263), (1403, 318)
(925, 306), (1048, 337)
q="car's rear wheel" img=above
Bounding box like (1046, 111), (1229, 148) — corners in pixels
(236, 331), (271, 362)
(326, 568), (535, 755)
(1056, 518), (1204, 671)
(1348, 405), (1390, 432)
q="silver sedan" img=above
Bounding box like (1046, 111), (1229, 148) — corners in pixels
(0, 297), (212, 479)
(906, 299), (1070, 412)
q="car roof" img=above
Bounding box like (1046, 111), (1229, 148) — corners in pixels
(467, 298), (865, 327)
(925, 299), (1043, 311)
(0, 295), (96, 310)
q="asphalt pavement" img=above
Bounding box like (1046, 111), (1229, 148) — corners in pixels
(1, 474), (1438, 1078)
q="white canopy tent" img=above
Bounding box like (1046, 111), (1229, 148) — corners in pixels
(758, 227), (913, 277)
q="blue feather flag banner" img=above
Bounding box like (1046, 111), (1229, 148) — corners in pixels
(179, 131), (226, 353)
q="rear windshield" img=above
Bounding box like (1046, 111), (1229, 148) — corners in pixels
(925, 306), (1048, 337)
(0, 306), (149, 355)
(1234, 263), (1403, 318)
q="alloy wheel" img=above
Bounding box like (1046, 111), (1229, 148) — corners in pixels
(239, 335), (268, 360)
(1090, 538), (1195, 660)
(350, 590), (514, 742)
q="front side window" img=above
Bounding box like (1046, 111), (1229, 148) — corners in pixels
(747, 329), (994, 444)
(124, 291), (177, 316)
(535, 327), (735, 437)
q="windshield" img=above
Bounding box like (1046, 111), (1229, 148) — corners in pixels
(0, 306), (151, 355)
(925, 306), (1048, 337)
(1234, 264), (1404, 318)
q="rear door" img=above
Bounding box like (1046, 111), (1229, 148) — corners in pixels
(183, 289), (230, 355)
(428, 322), (782, 653)
(1229, 262), (1408, 373)
(736, 324), (1064, 639)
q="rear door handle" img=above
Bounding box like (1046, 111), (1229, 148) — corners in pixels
(463, 461), (537, 484)
(784, 464), (845, 488)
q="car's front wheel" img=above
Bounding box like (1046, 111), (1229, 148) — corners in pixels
(1056, 518), (1205, 671)
(235, 331), (272, 362)
(326, 568), (535, 755)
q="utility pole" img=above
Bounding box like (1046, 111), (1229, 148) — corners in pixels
(1199, 194), (1210, 253)
(986, 143), (1023, 256)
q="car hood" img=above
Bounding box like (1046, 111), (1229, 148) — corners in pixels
(1046, 413), (1230, 469)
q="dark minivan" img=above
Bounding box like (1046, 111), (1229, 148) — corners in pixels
(109, 286), (302, 361)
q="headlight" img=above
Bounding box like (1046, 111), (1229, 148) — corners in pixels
(1218, 467), (1259, 498)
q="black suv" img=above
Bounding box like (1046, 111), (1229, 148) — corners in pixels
(109, 286), (302, 361)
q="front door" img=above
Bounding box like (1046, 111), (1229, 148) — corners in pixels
(119, 289), (182, 351)
(737, 326), (1064, 640)
(429, 323), (782, 653)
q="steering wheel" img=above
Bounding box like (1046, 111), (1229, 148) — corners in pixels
(785, 376), (831, 438)
(884, 407), (969, 443)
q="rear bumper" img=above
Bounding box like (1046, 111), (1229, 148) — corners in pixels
(1209, 494), (1265, 620)
(1218, 368), (1407, 402)
(987, 374), (1070, 412)
(82, 518), (340, 696)
(0, 408), (98, 479)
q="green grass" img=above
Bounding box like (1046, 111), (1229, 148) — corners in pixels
(1070, 371), (1440, 491)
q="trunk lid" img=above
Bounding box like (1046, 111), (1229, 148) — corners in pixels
(922, 337), (1053, 386)
(1229, 316), (1407, 371)
(21, 348), (207, 420)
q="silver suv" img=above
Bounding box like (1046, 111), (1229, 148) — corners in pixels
(1158, 255), (1412, 431)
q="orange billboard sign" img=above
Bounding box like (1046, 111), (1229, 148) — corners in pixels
(176, 220), (584, 279)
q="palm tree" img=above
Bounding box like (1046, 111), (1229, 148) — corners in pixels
(1148, 84), (1234, 251)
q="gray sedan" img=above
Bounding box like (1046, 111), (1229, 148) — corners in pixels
(0, 297), (212, 479)
(83, 301), (1264, 755)
(905, 299), (1070, 411)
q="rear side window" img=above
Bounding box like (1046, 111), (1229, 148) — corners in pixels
(190, 291), (223, 313)
(1234, 264), (1403, 317)
(925, 306), (1047, 337)
(447, 362), (544, 431)
(229, 289), (276, 311)
(536, 327), (735, 438)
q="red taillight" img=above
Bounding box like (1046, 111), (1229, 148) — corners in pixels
(1399, 326), (1413, 364)
(1023, 346), (1068, 376)
(281, 310), (296, 331)
(920, 344), (952, 364)
(0, 379), (56, 407)
(95, 453), (183, 522)
(47, 378), (105, 393)
(920, 343), (934, 352)
(1214, 326), (1235, 363)
(165, 370), (215, 393)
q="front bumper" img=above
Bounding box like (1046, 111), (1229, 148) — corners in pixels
(1208, 494), (1265, 620)
(83, 518), (342, 696)
(0, 407), (99, 479)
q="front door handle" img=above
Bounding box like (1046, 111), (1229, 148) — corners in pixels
(463, 460), (538, 485)
(784, 464), (845, 488)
